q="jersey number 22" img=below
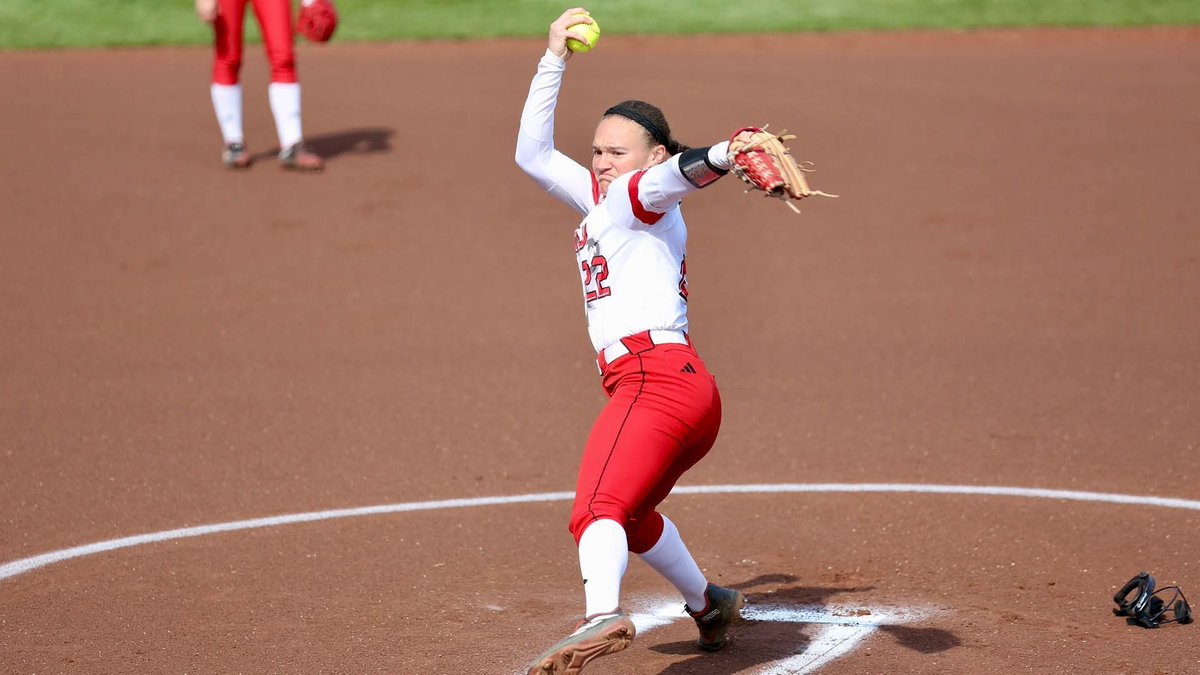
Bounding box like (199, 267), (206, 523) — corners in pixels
(582, 255), (611, 302)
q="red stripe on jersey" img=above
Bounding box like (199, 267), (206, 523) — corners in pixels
(627, 171), (665, 225)
(590, 172), (600, 205)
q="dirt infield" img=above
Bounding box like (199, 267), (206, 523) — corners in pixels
(2, 28), (1199, 674)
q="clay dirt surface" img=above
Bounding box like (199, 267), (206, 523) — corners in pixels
(1, 28), (1199, 674)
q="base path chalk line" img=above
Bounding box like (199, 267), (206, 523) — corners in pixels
(4, 483), (1200, 582)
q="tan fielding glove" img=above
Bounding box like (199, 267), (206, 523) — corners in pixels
(728, 126), (837, 213)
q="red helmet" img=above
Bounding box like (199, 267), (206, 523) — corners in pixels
(298, 0), (338, 43)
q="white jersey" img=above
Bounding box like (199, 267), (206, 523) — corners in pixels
(516, 50), (727, 353)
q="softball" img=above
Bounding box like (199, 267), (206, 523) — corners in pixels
(566, 15), (600, 53)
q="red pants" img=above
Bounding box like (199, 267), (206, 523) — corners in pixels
(211, 0), (297, 85)
(569, 332), (723, 554)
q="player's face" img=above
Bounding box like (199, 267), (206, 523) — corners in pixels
(592, 116), (667, 195)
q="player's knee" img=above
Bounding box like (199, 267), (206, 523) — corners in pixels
(625, 511), (665, 554)
(268, 54), (297, 83)
(569, 505), (628, 545)
(212, 60), (242, 85)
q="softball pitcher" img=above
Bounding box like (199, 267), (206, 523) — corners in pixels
(194, 0), (324, 171)
(516, 8), (747, 673)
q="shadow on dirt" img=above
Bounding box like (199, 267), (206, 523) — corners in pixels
(250, 127), (395, 164)
(647, 574), (957, 674)
(305, 127), (394, 160)
(879, 624), (961, 653)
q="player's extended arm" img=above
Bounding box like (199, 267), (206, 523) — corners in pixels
(605, 142), (732, 227)
(514, 51), (596, 216)
(642, 143), (732, 209)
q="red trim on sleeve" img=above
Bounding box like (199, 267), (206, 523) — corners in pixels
(627, 171), (664, 225)
(590, 172), (600, 205)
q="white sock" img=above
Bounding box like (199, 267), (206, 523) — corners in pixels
(267, 82), (303, 150)
(577, 519), (628, 617)
(637, 515), (708, 611)
(210, 83), (244, 145)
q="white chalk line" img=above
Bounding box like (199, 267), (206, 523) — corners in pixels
(620, 600), (936, 675)
(742, 604), (936, 674)
(4, 483), (1200, 582)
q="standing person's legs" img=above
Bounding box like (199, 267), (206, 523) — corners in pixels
(531, 345), (725, 671)
(569, 345), (720, 616)
(527, 362), (686, 674)
(210, 0), (250, 166)
(253, 0), (323, 170)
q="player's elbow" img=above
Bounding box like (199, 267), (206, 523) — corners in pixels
(515, 156), (538, 182)
(514, 145), (546, 179)
(515, 142), (534, 171)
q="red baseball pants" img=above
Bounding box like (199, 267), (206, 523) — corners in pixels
(569, 332), (723, 554)
(211, 0), (297, 85)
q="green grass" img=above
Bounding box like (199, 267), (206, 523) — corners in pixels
(2, 0), (1198, 50)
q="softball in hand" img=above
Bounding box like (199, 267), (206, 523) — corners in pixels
(567, 14), (600, 53)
